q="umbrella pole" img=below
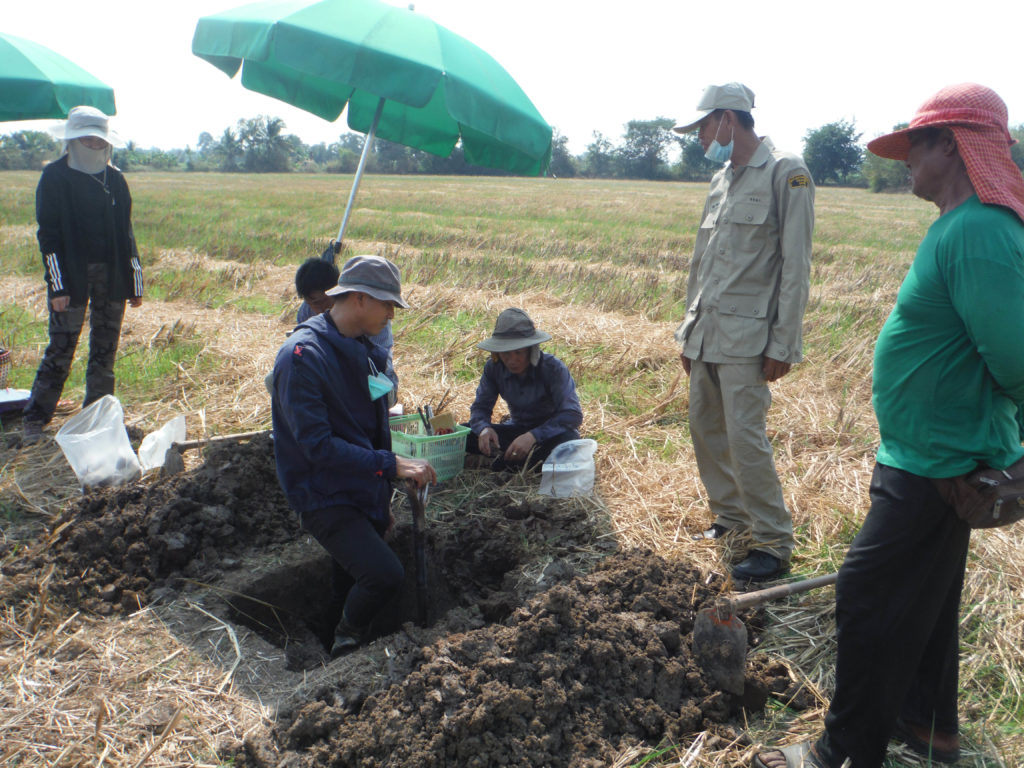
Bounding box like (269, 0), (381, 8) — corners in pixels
(336, 97), (386, 248)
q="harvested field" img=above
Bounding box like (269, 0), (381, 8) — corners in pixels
(1, 174), (1021, 767)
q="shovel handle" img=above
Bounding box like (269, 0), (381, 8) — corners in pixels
(722, 572), (838, 614)
(405, 479), (428, 627)
(171, 430), (270, 452)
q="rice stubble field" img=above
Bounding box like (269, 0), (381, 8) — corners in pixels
(0, 171), (1021, 767)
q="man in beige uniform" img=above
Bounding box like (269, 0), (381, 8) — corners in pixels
(674, 83), (814, 582)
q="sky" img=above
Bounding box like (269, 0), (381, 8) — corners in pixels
(3, 0), (1022, 158)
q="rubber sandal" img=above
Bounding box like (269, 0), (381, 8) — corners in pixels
(891, 718), (960, 764)
(751, 740), (827, 768)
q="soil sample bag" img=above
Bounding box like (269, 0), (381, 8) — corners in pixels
(56, 395), (142, 488)
(539, 439), (598, 498)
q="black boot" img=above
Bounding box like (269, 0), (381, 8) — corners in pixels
(330, 614), (367, 658)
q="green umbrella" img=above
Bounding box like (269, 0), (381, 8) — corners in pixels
(0, 33), (116, 122)
(192, 0), (552, 245)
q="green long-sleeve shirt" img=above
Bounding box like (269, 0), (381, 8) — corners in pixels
(873, 195), (1024, 477)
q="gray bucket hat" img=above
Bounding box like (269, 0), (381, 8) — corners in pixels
(673, 82), (755, 134)
(478, 308), (551, 352)
(325, 254), (409, 307)
(48, 105), (126, 148)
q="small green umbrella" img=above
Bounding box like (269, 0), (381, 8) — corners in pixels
(0, 33), (116, 122)
(192, 0), (552, 245)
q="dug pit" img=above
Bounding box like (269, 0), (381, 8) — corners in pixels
(1, 434), (810, 766)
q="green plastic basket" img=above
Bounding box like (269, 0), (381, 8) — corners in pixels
(389, 414), (471, 482)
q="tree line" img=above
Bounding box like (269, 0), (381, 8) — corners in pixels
(3, 114), (1022, 192)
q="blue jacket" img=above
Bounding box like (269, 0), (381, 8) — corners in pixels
(271, 313), (396, 523)
(296, 303), (398, 389)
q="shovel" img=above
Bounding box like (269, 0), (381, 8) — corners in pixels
(405, 479), (429, 627)
(693, 572), (838, 695)
(162, 429), (271, 476)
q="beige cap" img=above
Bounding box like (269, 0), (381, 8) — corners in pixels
(673, 82), (755, 134)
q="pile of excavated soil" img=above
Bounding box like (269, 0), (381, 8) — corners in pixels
(248, 550), (806, 768)
(1, 435), (809, 767)
(2, 434), (297, 615)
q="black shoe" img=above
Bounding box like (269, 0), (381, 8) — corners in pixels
(330, 616), (366, 658)
(891, 718), (961, 764)
(692, 523), (729, 541)
(732, 550), (787, 582)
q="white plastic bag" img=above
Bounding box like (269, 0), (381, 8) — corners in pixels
(138, 414), (187, 471)
(538, 439), (598, 498)
(55, 395), (141, 488)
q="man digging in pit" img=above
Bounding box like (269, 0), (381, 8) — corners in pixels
(270, 255), (435, 656)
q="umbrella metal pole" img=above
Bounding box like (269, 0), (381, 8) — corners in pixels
(336, 97), (386, 247)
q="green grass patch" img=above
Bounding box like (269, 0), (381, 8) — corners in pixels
(113, 340), (212, 397)
(0, 498), (24, 523)
(229, 295), (287, 315)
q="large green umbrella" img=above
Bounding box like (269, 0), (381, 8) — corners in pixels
(0, 33), (116, 122)
(192, 0), (552, 246)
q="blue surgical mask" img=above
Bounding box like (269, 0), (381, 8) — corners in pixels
(704, 118), (734, 164)
(367, 359), (394, 401)
(704, 138), (734, 164)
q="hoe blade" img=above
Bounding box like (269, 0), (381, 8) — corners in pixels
(692, 605), (748, 695)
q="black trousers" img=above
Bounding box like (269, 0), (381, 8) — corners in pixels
(299, 504), (403, 629)
(465, 422), (579, 470)
(24, 263), (126, 425)
(816, 463), (970, 768)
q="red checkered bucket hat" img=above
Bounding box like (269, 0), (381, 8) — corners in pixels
(868, 83), (1024, 222)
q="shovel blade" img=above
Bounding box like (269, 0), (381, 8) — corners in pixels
(162, 447), (186, 477)
(693, 606), (748, 695)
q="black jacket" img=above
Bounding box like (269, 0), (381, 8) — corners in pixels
(36, 155), (143, 304)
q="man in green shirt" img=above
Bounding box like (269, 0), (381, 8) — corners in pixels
(753, 84), (1024, 768)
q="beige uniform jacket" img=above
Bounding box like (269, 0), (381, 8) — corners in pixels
(676, 137), (814, 364)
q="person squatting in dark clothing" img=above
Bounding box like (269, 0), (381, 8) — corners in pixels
(22, 106), (144, 444)
(466, 308), (583, 471)
(270, 255), (434, 657)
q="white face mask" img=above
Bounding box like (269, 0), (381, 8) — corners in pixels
(66, 138), (110, 175)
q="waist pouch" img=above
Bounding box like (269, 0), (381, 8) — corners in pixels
(933, 455), (1024, 528)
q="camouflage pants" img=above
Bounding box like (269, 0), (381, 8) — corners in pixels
(24, 263), (126, 425)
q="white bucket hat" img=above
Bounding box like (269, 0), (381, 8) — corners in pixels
(48, 105), (125, 148)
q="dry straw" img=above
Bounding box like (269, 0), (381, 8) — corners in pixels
(2, 221), (1022, 766)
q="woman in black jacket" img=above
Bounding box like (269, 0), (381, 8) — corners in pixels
(22, 106), (144, 444)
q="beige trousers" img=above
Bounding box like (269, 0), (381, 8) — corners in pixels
(688, 359), (794, 560)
